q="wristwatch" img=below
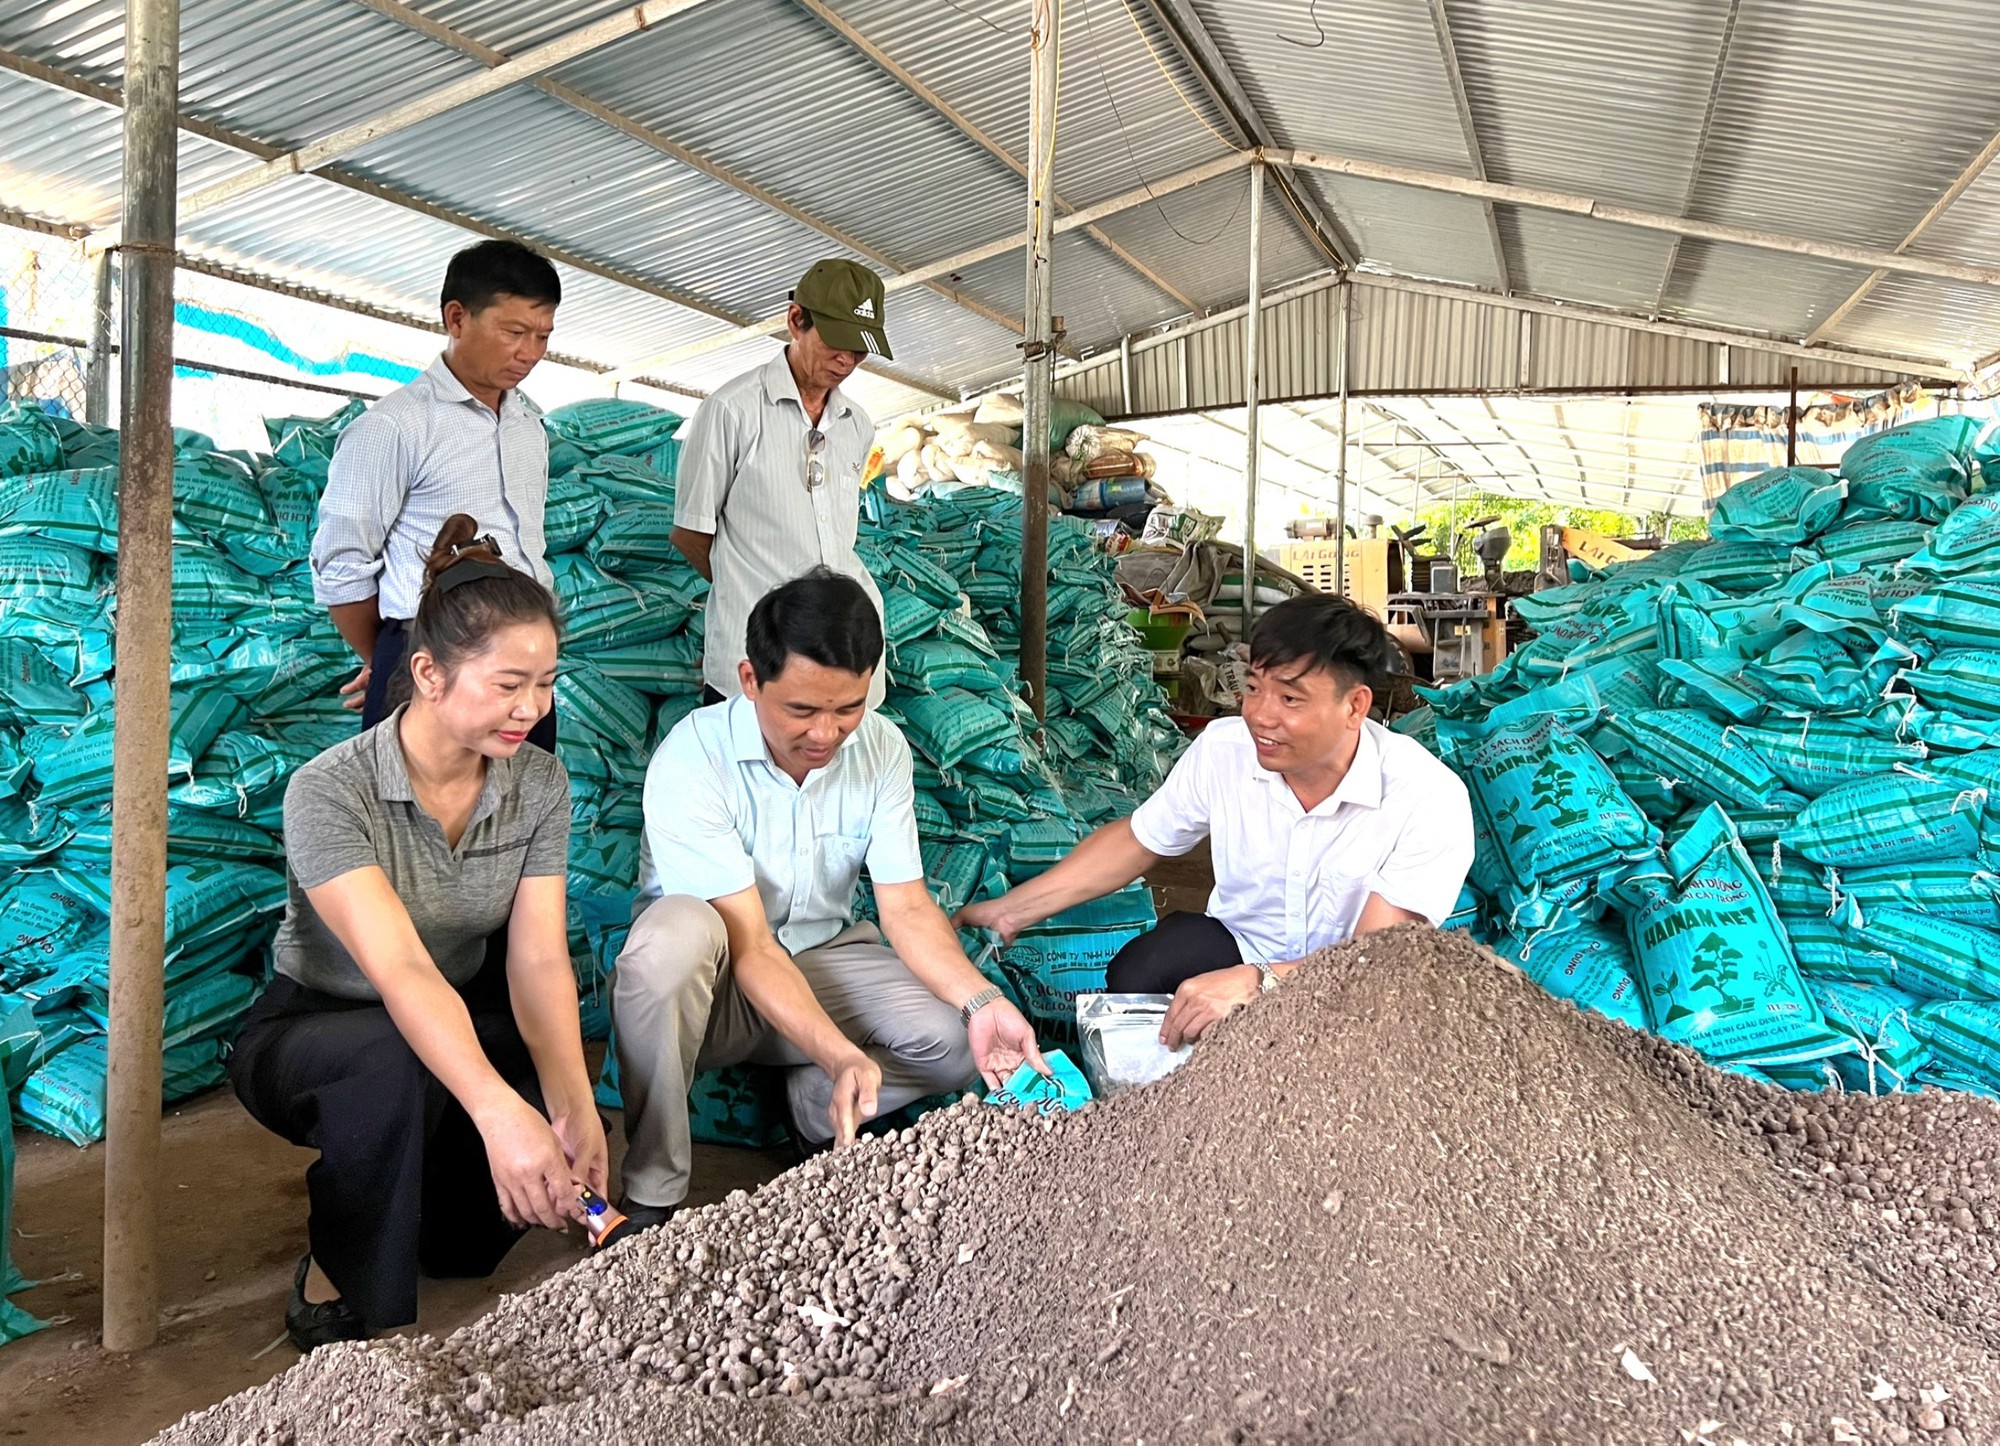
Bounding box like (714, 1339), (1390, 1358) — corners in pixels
(960, 985), (1004, 1024)
(1252, 962), (1281, 994)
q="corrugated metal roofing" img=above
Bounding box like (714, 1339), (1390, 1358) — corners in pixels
(5, 0), (2000, 429)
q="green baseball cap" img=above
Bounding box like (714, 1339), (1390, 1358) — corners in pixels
(792, 259), (893, 361)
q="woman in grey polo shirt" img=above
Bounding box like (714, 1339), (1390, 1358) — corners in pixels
(229, 515), (604, 1352)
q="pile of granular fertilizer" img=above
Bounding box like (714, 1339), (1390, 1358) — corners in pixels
(157, 927), (2000, 1444)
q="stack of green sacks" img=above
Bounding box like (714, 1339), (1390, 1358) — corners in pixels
(0, 393), (1182, 1152)
(1405, 415), (2000, 1097)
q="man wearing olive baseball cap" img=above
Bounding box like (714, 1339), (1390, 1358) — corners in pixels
(671, 259), (894, 710)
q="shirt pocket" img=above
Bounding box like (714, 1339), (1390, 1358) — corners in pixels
(816, 833), (872, 893)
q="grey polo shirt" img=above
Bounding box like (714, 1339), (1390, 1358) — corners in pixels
(271, 706), (571, 1000)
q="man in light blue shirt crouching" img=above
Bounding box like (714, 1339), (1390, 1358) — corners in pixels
(611, 569), (1046, 1227)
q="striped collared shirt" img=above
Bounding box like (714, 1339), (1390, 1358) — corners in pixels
(674, 349), (886, 708)
(636, 696), (923, 954)
(310, 355), (553, 621)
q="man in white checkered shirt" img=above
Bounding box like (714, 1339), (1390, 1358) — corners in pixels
(669, 258), (894, 713)
(310, 240), (562, 750)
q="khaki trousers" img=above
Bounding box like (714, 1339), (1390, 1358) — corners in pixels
(612, 894), (976, 1207)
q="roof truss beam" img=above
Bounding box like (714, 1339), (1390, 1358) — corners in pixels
(1650, 0), (1741, 315)
(1130, 0), (1356, 272)
(1276, 145), (2000, 297)
(1806, 121), (2000, 344)
(346, 0), (1037, 348)
(1421, 0), (1511, 295)
(90, 0), (719, 252)
(789, 0), (1203, 317)
(0, 44), (953, 401)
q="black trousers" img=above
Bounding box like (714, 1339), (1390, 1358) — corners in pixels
(1104, 911), (1245, 995)
(362, 617), (558, 753)
(227, 962), (545, 1330)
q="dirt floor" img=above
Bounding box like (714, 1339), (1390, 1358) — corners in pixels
(0, 847), (1214, 1446)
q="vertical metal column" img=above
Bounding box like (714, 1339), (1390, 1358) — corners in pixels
(1332, 281), (1352, 596)
(85, 251), (115, 427)
(1019, 0), (1059, 722)
(1787, 364), (1800, 468)
(1240, 160), (1265, 639)
(103, 0), (178, 1355)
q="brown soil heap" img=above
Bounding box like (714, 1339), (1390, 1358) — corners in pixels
(157, 927), (2000, 1444)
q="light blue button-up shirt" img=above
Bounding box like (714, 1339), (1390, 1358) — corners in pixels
(310, 355), (553, 621)
(637, 697), (925, 954)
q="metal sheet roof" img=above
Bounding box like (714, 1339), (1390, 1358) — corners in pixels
(5, 0), (2000, 411)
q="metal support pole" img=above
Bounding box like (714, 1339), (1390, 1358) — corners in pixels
(1787, 365), (1800, 467)
(1018, 0), (1058, 723)
(1333, 281), (1352, 597)
(102, 0), (178, 1355)
(1241, 160), (1265, 639)
(85, 250), (114, 426)
(1118, 333), (1133, 416)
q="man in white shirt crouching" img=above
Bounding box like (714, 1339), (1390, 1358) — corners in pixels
(957, 593), (1474, 1050)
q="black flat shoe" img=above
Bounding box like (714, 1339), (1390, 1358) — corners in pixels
(607, 1196), (677, 1246)
(286, 1254), (371, 1354)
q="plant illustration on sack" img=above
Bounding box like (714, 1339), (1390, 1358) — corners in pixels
(1530, 756), (1589, 831)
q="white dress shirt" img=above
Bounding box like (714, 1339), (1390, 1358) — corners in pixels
(636, 697), (923, 954)
(673, 350), (886, 708)
(1130, 717), (1475, 963)
(310, 356), (552, 621)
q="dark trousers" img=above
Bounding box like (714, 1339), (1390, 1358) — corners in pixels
(227, 962), (545, 1330)
(362, 617), (558, 753)
(1104, 911), (1244, 995)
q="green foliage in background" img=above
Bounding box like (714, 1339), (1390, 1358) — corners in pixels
(1408, 494), (1709, 573)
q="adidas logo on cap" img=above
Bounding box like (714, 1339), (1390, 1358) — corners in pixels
(854, 296), (877, 321)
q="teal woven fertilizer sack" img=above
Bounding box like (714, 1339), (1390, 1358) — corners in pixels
(0, 535), (98, 615)
(256, 464), (320, 554)
(173, 452), (270, 536)
(996, 884), (1156, 1037)
(1889, 580), (2000, 650)
(1812, 518), (1935, 569)
(15, 1034), (108, 1145)
(1510, 593), (1660, 680)
(893, 638), (1006, 695)
(28, 683), (245, 805)
(1744, 630), (1901, 714)
(1839, 417), (1980, 524)
(0, 792), (74, 865)
(51, 416), (117, 468)
(171, 544), (265, 629)
(1906, 491), (2000, 576)
(1604, 708), (1792, 807)
(561, 455), (675, 505)
(1623, 805), (1847, 1065)
(1808, 978), (1927, 1093)
(882, 587), (946, 647)
(61, 804), (283, 865)
(1440, 714), (1656, 888)
(1708, 466), (1847, 546)
(264, 398), (363, 469)
(0, 466), (119, 553)
(1603, 751), (1682, 819)
(1739, 718), (1929, 798)
(1673, 541), (1797, 596)
(1503, 917), (1648, 1031)
(0, 637), (86, 724)
(0, 1000), (44, 1341)
(542, 471), (609, 553)
(591, 632), (703, 692)
(899, 688), (1015, 770)
(1653, 656), (1774, 724)
(169, 730), (291, 814)
(556, 663), (652, 754)
(1837, 859), (2000, 929)
(1785, 915), (1871, 978)
(586, 502), (681, 575)
(0, 401), (62, 478)
(550, 553), (677, 649)
(1782, 770), (1986, 869)
(1900, 650), (2000, 718)
(1911, 1001), (2000, 1089)
(543, 398), (684, 459)
(1844, 909), (2000, 1001)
